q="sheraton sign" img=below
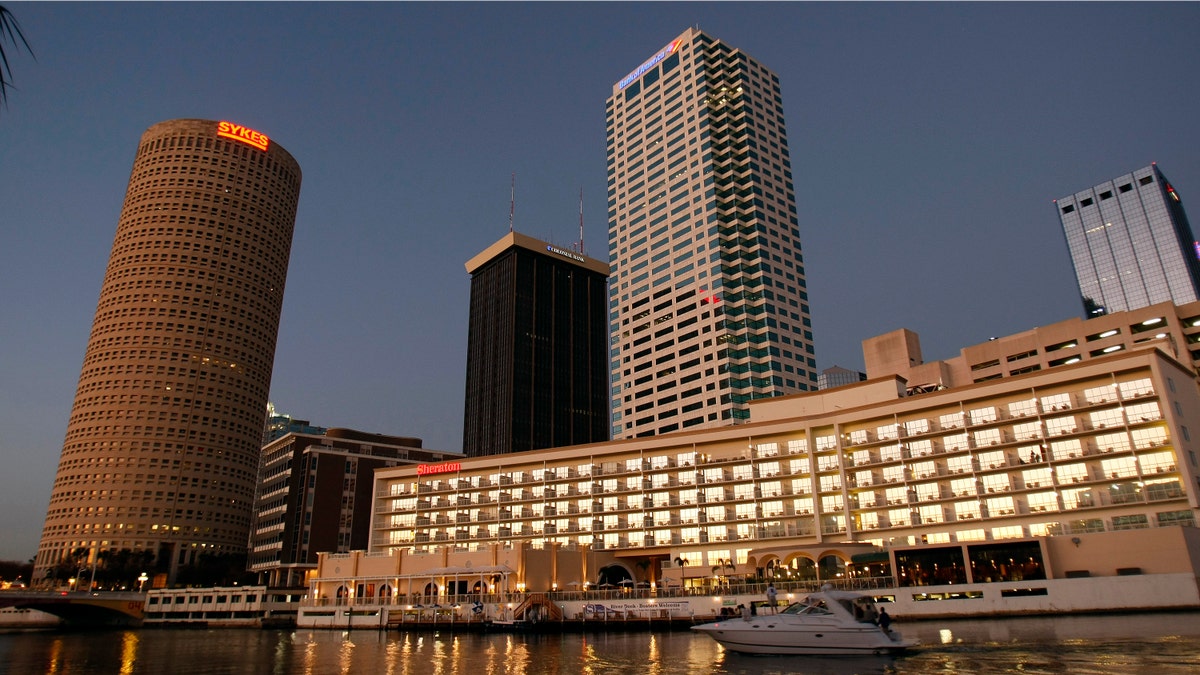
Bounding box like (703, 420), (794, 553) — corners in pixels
(416, 461), (461, 476)
(217, 120), (270, 151)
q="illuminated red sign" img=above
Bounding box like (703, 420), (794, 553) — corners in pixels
(217, 120), (270, 151)
(416, 461), (461, 476)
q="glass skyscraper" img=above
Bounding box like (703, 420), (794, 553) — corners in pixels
(1057, 164), (1200, 318)
(606, 28), (815, 439)
(463, 232), (611, 456)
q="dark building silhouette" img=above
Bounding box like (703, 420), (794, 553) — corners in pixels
(249, 428), (458, 588)
(463, 232), (610, 456)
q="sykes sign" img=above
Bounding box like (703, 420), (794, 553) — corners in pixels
(217, 121), (270, 151)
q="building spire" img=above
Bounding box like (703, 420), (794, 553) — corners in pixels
(578, 186), (585, 255)
(509, 172), (515, 233)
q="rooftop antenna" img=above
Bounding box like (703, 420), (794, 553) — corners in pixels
(509, 172), (515, 233)
(578, 187), (585, 256)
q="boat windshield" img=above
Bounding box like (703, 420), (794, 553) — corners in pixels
(780, 599), (832, 616)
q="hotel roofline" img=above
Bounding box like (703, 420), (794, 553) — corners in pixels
(375, 343), (1194, 479)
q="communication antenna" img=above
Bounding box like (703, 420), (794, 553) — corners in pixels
(509, 172), (515, 233)
(578, 187), (585, 256)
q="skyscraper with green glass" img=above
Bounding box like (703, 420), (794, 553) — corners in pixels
(606, 28), (815, 439)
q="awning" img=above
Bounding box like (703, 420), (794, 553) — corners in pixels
(850, 551), (891, 564)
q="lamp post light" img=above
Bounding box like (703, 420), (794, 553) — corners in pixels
(137, 573), (149, 593)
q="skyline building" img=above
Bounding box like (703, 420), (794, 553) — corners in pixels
(606, 28), (815, 440)
(249, 428), (455, 588)
(1057, 164), (1200, 318)
(263, 402), (326, 445)
(35, 119), (302, 584)
(462, 232), (611, 456)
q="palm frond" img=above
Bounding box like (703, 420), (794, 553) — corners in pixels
(0, 5), (35, 108)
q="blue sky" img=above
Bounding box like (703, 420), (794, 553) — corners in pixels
(1, 2), (1197, 561)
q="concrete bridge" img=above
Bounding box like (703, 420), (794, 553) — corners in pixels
(0, 591), (145, 627)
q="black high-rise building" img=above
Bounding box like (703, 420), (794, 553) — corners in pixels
(463, 232), (610, 456)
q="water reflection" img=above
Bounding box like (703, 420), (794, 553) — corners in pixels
(118, 632), (138, 675)
(1, 612), (1198, 674)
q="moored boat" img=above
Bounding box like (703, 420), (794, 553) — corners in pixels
(691, 586), (916, 655)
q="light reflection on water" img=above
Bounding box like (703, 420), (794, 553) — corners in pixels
(1, 612), (1198, 675)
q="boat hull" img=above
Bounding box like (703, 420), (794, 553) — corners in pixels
(692, 619), (914, 656)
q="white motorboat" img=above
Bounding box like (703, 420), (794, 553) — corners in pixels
(691, 587), (916, 655)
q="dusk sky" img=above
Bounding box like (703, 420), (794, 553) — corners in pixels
(1, 2), (1197, 561)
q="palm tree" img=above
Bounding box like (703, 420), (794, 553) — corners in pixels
(0, 5), (34, 109)
(634, 559), (651, 585)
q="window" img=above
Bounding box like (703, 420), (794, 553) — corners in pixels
(1060, 204), (1075, 214)
(970, 359), (1000, 372)
(1111, 514), (1149, 530)
(1139, 175), (1153, 186)
(1099, 190), (1113, 200)
(1045, 339), (1078, 352)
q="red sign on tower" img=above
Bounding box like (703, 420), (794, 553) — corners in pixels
(217, 121), (270, 151)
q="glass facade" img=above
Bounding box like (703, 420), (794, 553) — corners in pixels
(1057, 164), (1200, 317)
(606, 28), (814, 440)
(463, 234), (610, 456)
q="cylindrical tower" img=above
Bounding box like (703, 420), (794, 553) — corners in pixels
(35, 119), (302, 585)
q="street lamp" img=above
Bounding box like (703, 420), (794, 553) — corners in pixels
(137, 573), (149, 592)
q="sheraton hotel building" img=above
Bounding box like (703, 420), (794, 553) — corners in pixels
(305, 29), (1200, 600)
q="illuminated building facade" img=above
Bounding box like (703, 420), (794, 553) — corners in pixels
(606, 28), (815, 439)
(249, 428), (457, 588)
(1057, 164), (1200, 318)
(35, 119), (302, 584)
(463, 232), (610, 456)
(366, 343), (1199, 585)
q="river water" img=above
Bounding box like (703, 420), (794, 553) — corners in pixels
(2, 612), (1198, 674)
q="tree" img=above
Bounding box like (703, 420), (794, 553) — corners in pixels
(0, 558), (33, 587)
(0, 4), (33, 109)
(634, 559), (651, 584)
(174, 552), (255, 588)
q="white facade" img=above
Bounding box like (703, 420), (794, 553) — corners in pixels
(606, 28), (815, 439)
